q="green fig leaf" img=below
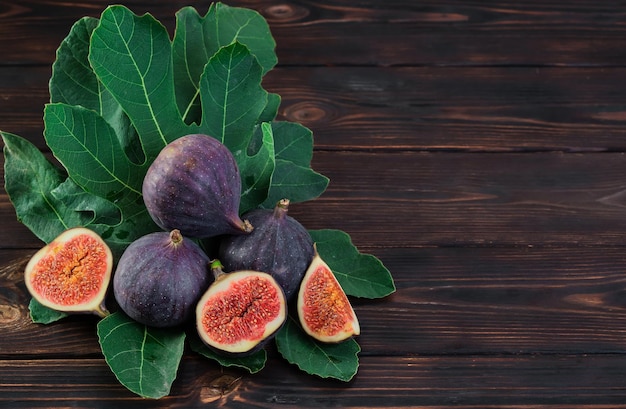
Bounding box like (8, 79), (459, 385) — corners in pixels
(309, 229), (396, 299)
(198, 42), (272, 209)
(261, 121), (329, 207)
(275, 316), (360, 382)
(199, 41), (267, 152)
(238, 122), (275, 213)
(188, 335), (267, 374)
(172, 4), (277, 125)
(2, 132), (108, 243)
(89, 5), (190, 162)
(28, 298), (68, 324)
(262, 159), (329, 207)
(49, 15), (143, 164)
(43, 103), (146, 205)
(97, 312), (185, 399)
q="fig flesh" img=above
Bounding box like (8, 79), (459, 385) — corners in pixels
(113, 229), (211, 328)
(142, 134), (253, 238)
(219, 199), (314, 299)
(24, 227), (112, 317)
(196, 260), (287, 355)
(297, 246), (360, 343)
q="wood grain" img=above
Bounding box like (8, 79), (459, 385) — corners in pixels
(2, 0), (626, 406)
(2, 1), (626, 66)
(4, 245), (626, 358)
(3, 354), (626, 408)
(4, 150), (626, 249)
(5, 65), (626, 152)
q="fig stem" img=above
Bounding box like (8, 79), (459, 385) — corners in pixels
(93, 303), (110, 318)
(169, 229), (183, 245)
(210, 259), (227, 281)
(274, 198), (290, 219)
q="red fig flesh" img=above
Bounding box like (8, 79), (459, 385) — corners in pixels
(297, 246), (360, 343)
(196, 260), (287, 355)
(24, 227), (112, 317)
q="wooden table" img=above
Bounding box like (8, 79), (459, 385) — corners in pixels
(3, 0), (626, 407)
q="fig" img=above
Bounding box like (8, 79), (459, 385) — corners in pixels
(142, 134), (253, 238)
(113, 229), (211, 328)
(297, 246), (360, 343)
(24, 227), (112, 317)
(219, 199), (314, 299)
(196, 260), (287, 355)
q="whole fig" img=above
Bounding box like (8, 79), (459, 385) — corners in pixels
(196, 260), (287, 355)
(113, 229), (211, 327)
(24, 227), (112, 317)
(142, 134), (253, 239)
(218, 199), (314, 299)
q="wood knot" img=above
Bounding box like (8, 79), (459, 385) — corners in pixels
(283, 101), (332, 124)
(0, 303), (22, 324)
(199, 374), (242, 403)
(263, 3), (310, 23)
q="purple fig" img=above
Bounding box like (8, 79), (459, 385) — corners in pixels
(142, 134), (253, 239)
(219, 199), (314, 299)
(113, 229), (212, 327)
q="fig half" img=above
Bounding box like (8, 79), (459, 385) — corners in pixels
(142, 134), (253, 238)
(113, 229), (212, 328)
(24, 227), (112, 317)
(196, 260), (287, 355)
(297, 245), (360, 343)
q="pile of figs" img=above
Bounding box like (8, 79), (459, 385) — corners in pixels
(24, 133), (359, 356)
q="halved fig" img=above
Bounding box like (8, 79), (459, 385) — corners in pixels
(297, 245), (360, 343)
(196, 260), (287, 355)
(24, 227), (113, 317)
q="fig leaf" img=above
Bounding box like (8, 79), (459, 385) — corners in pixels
(188, 335), (267, 374)
(1, 132), (115, 244)
(276, 316), (360, 382)
(172, 4), (277, 125)
(238, 122), (276, 213)
(49, 16), (143, 165)
(89, 5), (191, 163)
(309, 229), (396, 299)
(97, 311), (185, 399)
(261, 121), (329, 207)
(29, 298), (67, 324)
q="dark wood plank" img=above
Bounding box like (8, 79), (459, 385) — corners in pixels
(2, 1), (626, 66)
(5, 65), (626, 152)
(5, 244), (626, 358)
(3, 354), (626, 407)
(4, 151), (626, 249)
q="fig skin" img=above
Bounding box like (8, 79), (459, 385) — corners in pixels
(113, 229), (212, 328)
(219, 199), (314, 300)
(195, 260), (287, 356)
(297, 245), (360, 343)
(142, 134), (253, 239)
(24, 227), (112, 317)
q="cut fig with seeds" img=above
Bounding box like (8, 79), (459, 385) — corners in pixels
(297, 245), (360, 343)
(219, 198), (314, 300)
(24, 227), (113, 317)
(142, 134), (253, 239)
(113, 229), (212, 328)
(196, 260), (287, 356)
